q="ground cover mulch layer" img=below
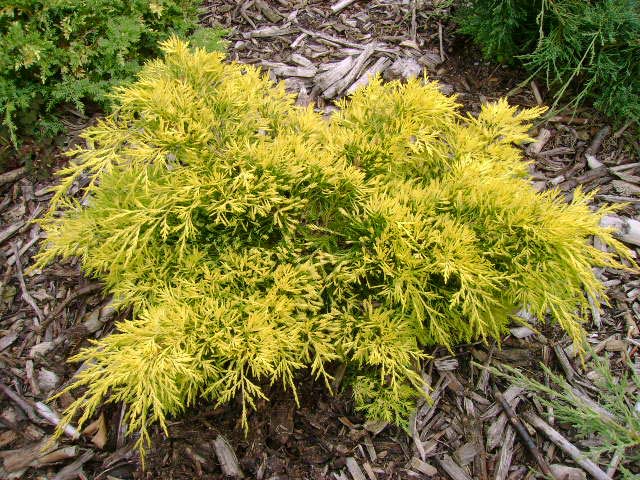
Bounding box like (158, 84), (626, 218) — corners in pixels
(1, 1), (639, 479)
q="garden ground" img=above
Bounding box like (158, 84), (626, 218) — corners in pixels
(0, 1), (638, 479)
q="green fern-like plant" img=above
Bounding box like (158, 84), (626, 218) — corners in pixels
(37, 38), (630, 456)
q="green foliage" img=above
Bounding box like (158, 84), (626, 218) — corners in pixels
(457, 0), (640, 123)
(0, 0), (226, 148)
(37, 38), (631, 456)
(492, 355), (640, 478)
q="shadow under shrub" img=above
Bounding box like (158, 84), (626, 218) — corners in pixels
(457, 0), (640, 123)
(0, 0), (226, 149)
(37, 38), (631, 456)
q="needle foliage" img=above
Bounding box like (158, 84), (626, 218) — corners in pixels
(491, 354), (640, 478)
(37, 38), (630, 455)
(457, 0), (640, 123)
(0, 0), (226, 148)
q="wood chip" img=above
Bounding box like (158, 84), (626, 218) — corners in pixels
(601, 215), (640, 246)
(346, 457), (366, 480)
(247, 25), (294, 38)
(346, 57), (390, 95)
(213, 435), (244, 478)
(454, 442), (480, 467)
(52, 450), (94, 480)
(0, 167), (26, 187)
(331, 0), (357, 14)
(550, 464), (587, 480)
(0, 222), (26, 246)
(254, 0), (282, 23)
(262, 61), (317, 78)
(434, 454), (472, 480)
(522, 412), (611, 480)
(0, 333), (18, 352)
(410, 456), (437, 476)
(494, 427), (516, 480)
(323, 44), (375, 98)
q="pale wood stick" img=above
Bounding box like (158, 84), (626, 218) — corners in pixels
(522, 411), (611, 480)
(494, 389), (557, 479)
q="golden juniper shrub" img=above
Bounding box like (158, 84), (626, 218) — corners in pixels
(37, 37), (630, 455)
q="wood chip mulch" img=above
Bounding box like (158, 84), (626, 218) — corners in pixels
(1, 1), (639, 479)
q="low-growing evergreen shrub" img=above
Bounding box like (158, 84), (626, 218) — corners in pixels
(457, 0), (640, 123)
(37, 38), (630, 454)
(0, 0), (226, 148)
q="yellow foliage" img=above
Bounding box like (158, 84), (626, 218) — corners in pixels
(37, 37), (631, 458)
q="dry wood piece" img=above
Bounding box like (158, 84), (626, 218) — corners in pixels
(247, 25), (294, 38)
(346, 57), (390, 95)
(486, 395), (523, 451)
(0, 221), (26, 246)
(494, 426), (516, 480)
(262, 61), (317, 78)
(52, 450), (94, 480)
(36, 446), (78, 466)
(331, 0), (357, 14)
(254, 0), (282, 23)
(0, 381), (39, 422)
(37, 282), (103, 333)
(481, 385), (523, 421)
(434, 454), (472, 480)
(363, 461), (378, 480)
(553, 344), (576, 382)
(601, 215), (640, 246)
(2, 439), (57, 472)
(346, 457), (366, 480)
(586, 126), (611, 158)
(324, 44), (375, 98)
(11, 242), (44, 322)
(550, 464), (587, 480)
(410, 456), (437, 476)
(0, 167), (26, 187)
(35, 402), (80, 440)
(527, 128), (552, 155)
(493, 390), (556, 479)
(522, 411), (611, 480)
(214, 435), (244, 478)
(316, 57), (355, 93)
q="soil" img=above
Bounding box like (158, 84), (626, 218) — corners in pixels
(1, 1), (639, 480)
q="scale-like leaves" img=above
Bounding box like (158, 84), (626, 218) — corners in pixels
(37, 38), (630, 457)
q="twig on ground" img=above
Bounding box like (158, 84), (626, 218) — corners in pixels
(35, 402), (80, 440)
(553, 344), (576, 382)
(493, 388), (557, 479)
(605, 449), (623, 479)
(438, 22), (445, 63)
(522, 411), (611, 480)
(410, 0), (417, 44)
(37, 282), (103, 333)
(330, 0), (357, 14)
(0, 381), (39, 422)
(11, 242), (44, 322)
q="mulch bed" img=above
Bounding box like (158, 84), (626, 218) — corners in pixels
(1, 1), (639, 479)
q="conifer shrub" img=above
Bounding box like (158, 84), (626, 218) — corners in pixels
(37, 38), (631, 454)
(0, 0), (226, 148)
(457, 0), (640, 123)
